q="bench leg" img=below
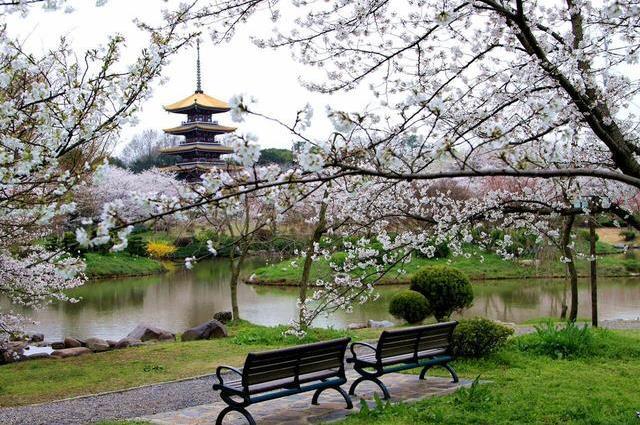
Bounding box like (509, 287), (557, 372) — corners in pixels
(312, 386), (353, 409)
(444, 364), (459, 383)
(348, 376), (390, 400)
(420, 364), (459, 383)
(216, 405), (256, 425)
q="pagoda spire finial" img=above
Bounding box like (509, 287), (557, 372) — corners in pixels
(196, 38), (202, 93)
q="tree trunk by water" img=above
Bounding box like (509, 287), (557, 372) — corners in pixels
(589, 213), (598, 327)
(228, 196), (252, 321)
(230, 257), (240, 320)
(298, 198), (329, 331)
(562, 215), (579, 322)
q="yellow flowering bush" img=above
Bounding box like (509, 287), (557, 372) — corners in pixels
(146, 241), (177, 259)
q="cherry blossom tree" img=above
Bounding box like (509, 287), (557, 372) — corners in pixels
(0, 1), (192, 346)
(76, 0), (640, 332)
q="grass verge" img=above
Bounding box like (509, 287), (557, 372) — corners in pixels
(0, 321), (380, 407)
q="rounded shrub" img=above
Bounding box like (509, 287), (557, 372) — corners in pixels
(388, 290), (430, 324)
(410, 266), (473, 321)
(126, 234), (148, 257)
(452, 318), (514, 358)
(620, 229), (637, 242)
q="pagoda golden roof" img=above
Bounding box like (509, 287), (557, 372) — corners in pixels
(163, 122), (237, 135)
(160, 143), (234, 154)
(164, 92), (231, 113)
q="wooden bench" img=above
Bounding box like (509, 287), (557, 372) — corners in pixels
(347, 321), (458, 399)
(212, 337), (352, 424)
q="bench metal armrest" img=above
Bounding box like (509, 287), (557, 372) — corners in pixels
(348, 342), (377, 362)
(215, 365), (243, 387)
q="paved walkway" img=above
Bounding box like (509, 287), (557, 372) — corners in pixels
(142, 370), (472, 424)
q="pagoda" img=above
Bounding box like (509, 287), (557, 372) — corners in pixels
(161, 40), (236, 179)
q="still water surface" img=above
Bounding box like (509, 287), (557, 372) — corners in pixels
(5, 259), (640, 340)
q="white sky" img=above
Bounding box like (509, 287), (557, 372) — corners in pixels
(4, 0), (368, 153)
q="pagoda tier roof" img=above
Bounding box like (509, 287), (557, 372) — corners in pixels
(160, 143), (234, 154)
(163, 122), (237, 135)
(164, 92), (231, 113)
(161, 162), (245, 173)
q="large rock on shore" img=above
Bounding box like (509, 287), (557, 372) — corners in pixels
(64, 337), (83, 348)
(85, 337), (110, 352)
(213, 311), (232, 324)
(29, 333), (44, 343)
(115, 337), (143, 349)
(368, 319), (394, 329)
(182, 320), (228, 342)
(51, 347), (92, 358)
(127, 324), (175, 342)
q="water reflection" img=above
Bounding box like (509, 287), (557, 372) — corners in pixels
(2, 259), (640, 340)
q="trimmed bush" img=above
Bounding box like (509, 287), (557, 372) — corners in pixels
(388, 290), (430, 324)
(620, 229), (637, 241)
(452, 318), (513, 358)
(126, 234), (148, 257)
(577, 229), (598, 242)
(410, 266), (473, 321)
(516, 321), (595, 359)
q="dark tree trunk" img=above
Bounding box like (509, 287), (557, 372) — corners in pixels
(589, 213), (598, 327)
(562, 215), (579, 322)
(298, 199), (328, 331)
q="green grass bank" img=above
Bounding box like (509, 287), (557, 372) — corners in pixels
(250, 250), (639, 286)
(84, 252), (166, 279)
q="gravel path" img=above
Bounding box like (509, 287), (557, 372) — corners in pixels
(2, 320), (639, 424)
(0, 374), (221, 425)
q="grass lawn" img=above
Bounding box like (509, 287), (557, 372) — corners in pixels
(340, 329), (640, 425)
(84, 252), (166, 279)
(2, 322), (639, 425)
(251, 248), (636, 286)
(0, 321), (380, 407)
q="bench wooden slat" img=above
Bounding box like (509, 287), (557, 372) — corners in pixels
(241, 337), (350, 387)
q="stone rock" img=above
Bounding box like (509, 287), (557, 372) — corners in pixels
(127, 324), (175, 342)
(23, 352), (51, 361)
(64, 337), (83, 348)
(50, 341), (65, 350)
(29, 333), (45, 343)
(368, 319), (394, 329)
(85, 337), (110, 352)
(213, 311), (233, 324)
(182, 320), (228, 342)
(50, 347), (92, 358)
(158, 332), (175, 341)
(347, 322), (367, 330)
(107, 340), (118, 349)
(115, 337), (143, 349)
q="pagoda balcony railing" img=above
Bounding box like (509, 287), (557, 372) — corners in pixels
(176, 160), (226, 167)
(178, 141), (228, 147)
(182, 119), (218, 125)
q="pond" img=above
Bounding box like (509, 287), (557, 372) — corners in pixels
(4, 258), (640, 341)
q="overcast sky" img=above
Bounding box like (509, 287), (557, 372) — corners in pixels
(4, 0), (367, 153)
